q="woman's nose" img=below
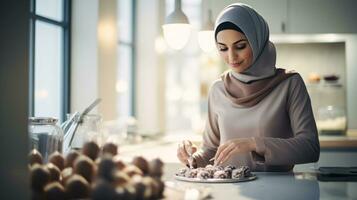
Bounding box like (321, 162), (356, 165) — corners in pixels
(228, 49), (237, 62)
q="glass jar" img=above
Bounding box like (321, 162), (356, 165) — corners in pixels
(70, 114), (103, 149)
(315, 81), (347, 135)
(316, 105), (347, 135)
(29, 117), (63, 161)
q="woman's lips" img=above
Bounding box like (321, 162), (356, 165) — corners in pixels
(229, 61), (243, 68)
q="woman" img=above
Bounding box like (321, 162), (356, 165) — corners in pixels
(177, 3), (320, 172)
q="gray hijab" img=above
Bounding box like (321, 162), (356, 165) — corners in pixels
(215, 3), (276, 83)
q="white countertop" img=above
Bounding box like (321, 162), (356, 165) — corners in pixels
(163, 162), (357, 200)
(118, 133), (357, 199)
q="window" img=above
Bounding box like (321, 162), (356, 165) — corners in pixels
(117, 0), (136, 118)
(29, 0), (70, 122)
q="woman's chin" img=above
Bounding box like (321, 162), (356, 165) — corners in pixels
(229, 65), (250, 73)
(230, 67), (244, 73)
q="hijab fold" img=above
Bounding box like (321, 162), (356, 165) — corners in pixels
(215, 3), (296, 107)
(222, 69), (296, 107)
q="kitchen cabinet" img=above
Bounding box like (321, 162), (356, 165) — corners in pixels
(288, 0), (357, 34)
(209, 0), (357, 34)
(210, 0), (288, 34)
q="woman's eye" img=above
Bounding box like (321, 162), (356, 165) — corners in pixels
(219, 47), (228, 51)
(236, 44), (246, 50)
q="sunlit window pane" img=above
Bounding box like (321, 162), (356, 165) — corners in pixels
(34, 21), (63, 119)
(36, 0), (63, 21)
(118, 0), (133, 43)
(117, 0), (134, 118)
(117, 45), (132, 117)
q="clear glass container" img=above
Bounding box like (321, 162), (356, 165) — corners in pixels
(70, 114), (103, 149)
(314, 80), (347, 135)
(29, 117), (63, 161)
(320, 82), (345, 108)
(316, 105), (347, 135)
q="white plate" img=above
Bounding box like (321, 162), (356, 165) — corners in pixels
(174, 174), (257, 183)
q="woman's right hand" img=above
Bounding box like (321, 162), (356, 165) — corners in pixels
(177, 140), (197, 165)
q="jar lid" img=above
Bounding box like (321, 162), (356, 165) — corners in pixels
(29, 117), (58, 125)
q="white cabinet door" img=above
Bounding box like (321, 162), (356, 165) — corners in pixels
(210, 0), (288, 34)
(288, 0), (357, 33)
(209, 0), (357, 34)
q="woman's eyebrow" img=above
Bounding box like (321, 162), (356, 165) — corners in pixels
(217, 39), (247, 46)
(233, 39), (247, 44)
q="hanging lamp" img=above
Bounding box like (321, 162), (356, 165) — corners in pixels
(198, 9), (215, 53)
(162, 0), (191, 50)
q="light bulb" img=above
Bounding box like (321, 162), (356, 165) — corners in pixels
(162, 23), (191, 50)
(198, 8), (215, 53)
(162, 0), (191, 50)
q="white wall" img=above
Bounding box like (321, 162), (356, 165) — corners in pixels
(71, 0), (99, 114)
(135, 0), (165, 133)
(98, 0), (118, 120)
(71, 0), (117, 121)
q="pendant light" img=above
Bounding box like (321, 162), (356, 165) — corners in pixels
(198, 9), (215, 53)
(162, 0), (191, 50)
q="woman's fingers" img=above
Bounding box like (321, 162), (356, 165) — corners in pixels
(214, 142), (229, 161)
(183, 140), (193, 154)
(213, 138), (255, 165)
(221, 146), (238, 163)
(191, 146), (197, 154)
(180, 142), (190, 158)
(183, 140), (192, 146)
(184, 140), (198, 156)
(178, 152), (188, 164)
(177, 143), (189, 163)
(215, 143), (236, 165)
(177, 140), (197, 165)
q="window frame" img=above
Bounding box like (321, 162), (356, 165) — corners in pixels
(118, 0), (137, 117)
(29, 0), (71, 122)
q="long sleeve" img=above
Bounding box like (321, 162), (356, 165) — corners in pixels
(193, 82), (221, 167)
(253, 75), (320, 166)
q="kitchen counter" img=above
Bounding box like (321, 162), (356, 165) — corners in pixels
(119, 134), (357, 199)
(320, 136), (357, 149)
(162, 162), (357, 200)
(319, 130), (357, 149)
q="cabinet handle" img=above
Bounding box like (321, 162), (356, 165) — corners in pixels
(281, 22), (286, 33)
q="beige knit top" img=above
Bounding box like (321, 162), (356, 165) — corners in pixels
(193, 73), (320, 172)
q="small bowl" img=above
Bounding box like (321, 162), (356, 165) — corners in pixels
(323, 75), (339, 82)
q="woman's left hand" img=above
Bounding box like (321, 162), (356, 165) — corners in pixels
(214, 137), (257, 165)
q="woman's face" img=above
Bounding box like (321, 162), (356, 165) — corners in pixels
(216, 29), (253, 73)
